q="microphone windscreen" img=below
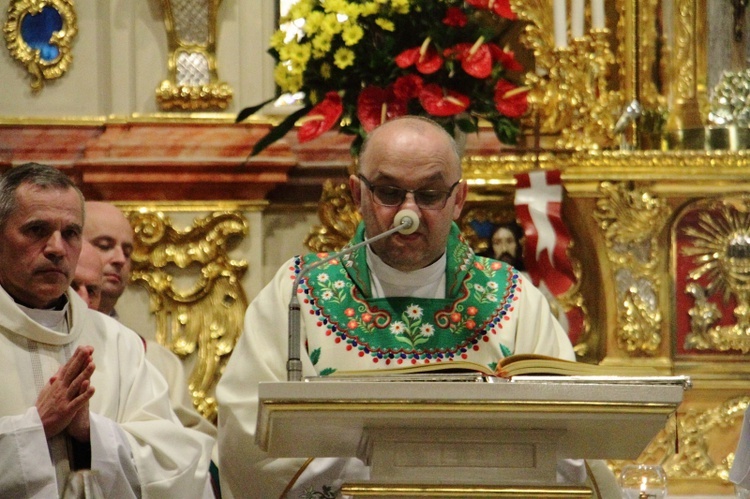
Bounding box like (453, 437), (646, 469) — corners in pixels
(394, 209), (419, 235)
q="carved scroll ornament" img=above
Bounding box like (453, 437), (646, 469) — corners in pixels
(128, 210), (248, 422)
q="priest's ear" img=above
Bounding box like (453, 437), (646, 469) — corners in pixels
(451, 180), (468, 221)
(349, 174), (363, 206)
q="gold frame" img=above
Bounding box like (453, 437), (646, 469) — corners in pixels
(3, 0), (78, 92)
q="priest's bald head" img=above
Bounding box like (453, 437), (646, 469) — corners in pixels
(350, 116), (467, 272)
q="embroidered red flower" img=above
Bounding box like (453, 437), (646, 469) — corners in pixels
(444, 39), (493, 79)
(450, 312), (462, 323)
(443, 7), (467, 27)
(344, 308), (356, 317)
(493, 79), (528, 118)
(419, 84), (469, 116)
(465, 0), (516, 20)
(465, 319), (477, 329)
(297, 92), (343, 143)
(466, 306), (478, 316)
(357, 86), (408, 132)
(395, 41), (443, 74)
(362, 313), (373, 323)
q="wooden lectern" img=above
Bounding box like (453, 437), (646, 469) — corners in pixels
(257, 376), (689, 498)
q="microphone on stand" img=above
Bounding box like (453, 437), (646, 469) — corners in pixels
(287, 209), (419, 381)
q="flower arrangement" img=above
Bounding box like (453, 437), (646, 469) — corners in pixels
(240, 0), (529, 156)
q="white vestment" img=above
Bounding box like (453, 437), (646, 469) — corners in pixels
(0, 286), (215, 498)
(145, 339), (217, 440)
(217, 242), (578, 498)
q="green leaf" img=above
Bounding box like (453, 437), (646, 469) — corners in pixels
(456, 116), (478, 134)
(250, 105), (312, 157)
(235, 97), (276, 123)
(492, 117), (520, 145)
(309, 347), (321, 365)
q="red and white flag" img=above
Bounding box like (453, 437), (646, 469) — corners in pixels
(514, 170), (583, 343)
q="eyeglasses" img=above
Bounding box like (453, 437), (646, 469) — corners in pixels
(358, 174), (461, 210)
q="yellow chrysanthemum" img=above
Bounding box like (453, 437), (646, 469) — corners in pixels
(333, 47), (355, 69)
(302, 11), (325, 35)
(360, 2), (381, 16)
(321, 0), (346, 14)
(340, 2), (363, 19)
(321, 13), (343, 35)
(311, 34), (333, 58)
(374, 18), (395, 31)
(341, 23), (364, 46)
(288, 43), (312, 66)
(285, 0), (314, 22)
(274, 63), (303, 94)
(390, 0), (410, 15)
(277, 44), (293, 62)
(269, 30), (287, 51)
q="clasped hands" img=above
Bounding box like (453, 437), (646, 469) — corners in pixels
(35, 345), (96, 442)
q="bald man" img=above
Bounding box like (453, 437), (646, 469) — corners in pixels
(71, 240), (104, 310)
(81, 201), (218, 494)
(83, 201), (134, 316)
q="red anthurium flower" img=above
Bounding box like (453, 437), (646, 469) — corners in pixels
(357, 86), (408, 132)
(493, 79), (528, 118)
(393, 74), (424, 100)
(488, 44), (524, 72)
(465, 0), (517, 20)
(297, 91), (343, 143)
(395, 40), (443, 75)
(445, 39), (493, 79)
(419, 84), (470, 116)
(443, 7), (467, 27)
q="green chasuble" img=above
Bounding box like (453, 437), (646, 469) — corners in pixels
(296, 222), (521, 375)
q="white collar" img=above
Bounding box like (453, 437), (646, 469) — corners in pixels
(366, 246), (446, 299)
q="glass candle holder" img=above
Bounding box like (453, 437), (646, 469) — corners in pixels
(619, 464), (668, 499)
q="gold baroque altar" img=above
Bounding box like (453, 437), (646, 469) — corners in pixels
(468, 150), (750, 495)
(302, 149), (750, 495)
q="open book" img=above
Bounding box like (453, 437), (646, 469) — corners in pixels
(328, 353), (660, 379)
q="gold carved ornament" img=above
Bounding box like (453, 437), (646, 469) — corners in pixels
(593, 181), (672, 356)
(510, 0), (620, 151)
(305, 180), (361, 253)
(155, 0), (232, 111)
(681, 196), (750, 353)
(3, 0), (77, 92)
(613, 395), (750, 483)
(128, 210), (248, 422)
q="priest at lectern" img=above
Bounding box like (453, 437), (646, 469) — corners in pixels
(216, 116), (582, 498)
